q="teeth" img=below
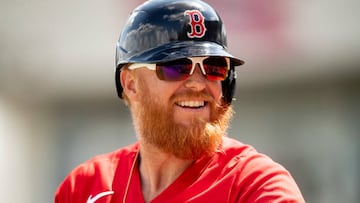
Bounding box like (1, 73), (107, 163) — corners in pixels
(177, 101), (205, 107)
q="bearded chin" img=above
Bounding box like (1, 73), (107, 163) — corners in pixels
(134, 92), (233, 160)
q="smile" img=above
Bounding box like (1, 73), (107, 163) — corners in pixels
(176, 101), (206, 108)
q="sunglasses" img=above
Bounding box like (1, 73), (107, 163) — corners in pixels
(127, 56), (230, 81)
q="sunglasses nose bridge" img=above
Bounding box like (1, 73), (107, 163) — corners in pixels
(189, 62), (206, 76)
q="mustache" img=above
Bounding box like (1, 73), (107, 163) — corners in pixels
(170, 90), (215, 103)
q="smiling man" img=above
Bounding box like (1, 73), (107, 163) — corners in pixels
(55, 0), (305, 202)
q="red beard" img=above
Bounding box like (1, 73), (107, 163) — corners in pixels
(133, 81), (233, 160)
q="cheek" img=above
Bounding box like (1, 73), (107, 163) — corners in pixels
(137, 71), (178, 103)
(209, 82), (223, 101)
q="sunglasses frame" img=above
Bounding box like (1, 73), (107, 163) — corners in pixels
(127, 56), (230, 81)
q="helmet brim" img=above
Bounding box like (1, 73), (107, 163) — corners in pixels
(116, 41), (244, 68)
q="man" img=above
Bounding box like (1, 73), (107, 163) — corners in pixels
(55, 0), (305, 202)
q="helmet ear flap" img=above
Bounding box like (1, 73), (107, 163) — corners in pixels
(222, 66), (236, 105)
(115, 66), (124, 99)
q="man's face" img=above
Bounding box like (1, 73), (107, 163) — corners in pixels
(131, 66), (233, 159)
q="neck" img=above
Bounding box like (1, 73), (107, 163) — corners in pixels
(138, 143), (194, 202)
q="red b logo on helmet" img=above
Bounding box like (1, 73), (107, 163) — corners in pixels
(184, 10), (207, 38)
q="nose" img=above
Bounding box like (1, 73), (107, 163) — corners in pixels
(184, 64), (206, 91)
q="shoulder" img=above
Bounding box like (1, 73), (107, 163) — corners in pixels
(220, 137), (289, 182)
(54, 143), (139, 202)
(220, 136), (281, 167)
(218, 136), (259, 161)
(218, 137), (305, 202)
(220, 136), (254, 152)
(70, 143), (138, 177)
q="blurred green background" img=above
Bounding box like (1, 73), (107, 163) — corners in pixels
(1, 0), (359, 202)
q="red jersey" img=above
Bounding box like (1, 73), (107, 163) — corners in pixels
(55, 137), (305, 203)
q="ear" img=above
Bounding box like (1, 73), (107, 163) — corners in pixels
(120, 69), (141, 102)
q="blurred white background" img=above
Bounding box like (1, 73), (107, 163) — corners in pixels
(1, 0), (359, 202)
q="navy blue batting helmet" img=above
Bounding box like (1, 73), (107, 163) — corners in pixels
(115, 0), (244, 104)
